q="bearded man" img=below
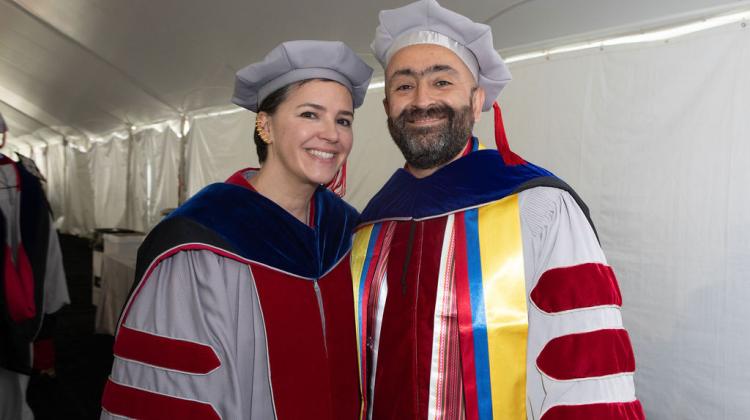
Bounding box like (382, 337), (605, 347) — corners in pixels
(351, 1), (645, 419)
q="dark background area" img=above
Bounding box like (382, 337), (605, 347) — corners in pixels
(26, 234), (113, 420)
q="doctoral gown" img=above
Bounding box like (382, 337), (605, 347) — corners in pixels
(351, 139), (645, 420)
(101, 169), (361, 420)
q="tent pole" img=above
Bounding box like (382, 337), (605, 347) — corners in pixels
(178, 114), (188, 205)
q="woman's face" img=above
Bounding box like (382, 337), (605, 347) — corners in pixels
(262, 80), (354, 187)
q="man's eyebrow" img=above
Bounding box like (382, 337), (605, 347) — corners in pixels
(388, 64), (458, 82)
(424, 64), (457, 75)
(390, 68), (417, 80)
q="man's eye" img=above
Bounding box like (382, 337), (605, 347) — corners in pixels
(395, 84), (413, 91)
(435, 80), (452, 87)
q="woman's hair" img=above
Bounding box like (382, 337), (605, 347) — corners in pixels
(254, 78), (351, 164)
(254, 82), (301, 163)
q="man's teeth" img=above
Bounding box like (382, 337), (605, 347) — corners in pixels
(308, 149), (335, 159)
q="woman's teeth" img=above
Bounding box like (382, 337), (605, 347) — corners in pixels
(308, 149), (335, 159)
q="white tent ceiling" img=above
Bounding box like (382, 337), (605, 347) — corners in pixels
(1, 0), (749, 137)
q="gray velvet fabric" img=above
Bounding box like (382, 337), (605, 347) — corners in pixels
(233, 40), (373, 112)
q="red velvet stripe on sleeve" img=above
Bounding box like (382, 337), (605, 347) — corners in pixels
(531, 263), (622, 313)
(114, 325), (221, 374)
(101, 379), (220, 420)
(4, 244), (37, 322)
(541, 400), (645, 420)
(537, 329), (636, 380)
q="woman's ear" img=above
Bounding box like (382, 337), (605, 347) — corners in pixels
(256, 112), (271, 144)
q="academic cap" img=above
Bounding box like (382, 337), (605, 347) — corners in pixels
(371, 0), (511, 111)
(232, 40), (374, 112)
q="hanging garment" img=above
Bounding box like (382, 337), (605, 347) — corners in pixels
(0, 154), (69, 420)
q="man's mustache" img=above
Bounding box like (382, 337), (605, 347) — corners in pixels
(397, 103), (455, 123)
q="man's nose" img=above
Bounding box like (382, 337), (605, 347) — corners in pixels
(412, 83), (435, 109)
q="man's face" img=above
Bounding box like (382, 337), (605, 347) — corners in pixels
(384, 44), (485, 170)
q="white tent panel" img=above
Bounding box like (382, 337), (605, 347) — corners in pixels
(126, 125), (181, 231)
(500, 24), (750, 420)
(43, 136), (66, 222)
(61, 145), (95, 235)
(90, 133), (129, 229)
(185, 111), (257, 197)
(0, 102), (46, 136)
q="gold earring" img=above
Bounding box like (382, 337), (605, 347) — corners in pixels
(256, 119), (270, 144)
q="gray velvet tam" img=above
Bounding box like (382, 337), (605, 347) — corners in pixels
(0, 112), (6, 133)
(232, 40), (374, 112)
(371, 0), (511, 111)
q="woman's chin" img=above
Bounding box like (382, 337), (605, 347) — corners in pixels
(302, 171), (339, 187)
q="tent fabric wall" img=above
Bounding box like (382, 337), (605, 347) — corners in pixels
(185, 112), (257, 198)
(126, 125), (181, 231)
(41, 134), (66, 222)
(61, 145), (95, 235)
(499, 24), (750, 420)
(18, 125), (183, 235)
(90, 133), (129, 229)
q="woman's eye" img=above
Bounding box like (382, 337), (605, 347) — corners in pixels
(337, 118), (352, 127)
(300, 111), (317, 119)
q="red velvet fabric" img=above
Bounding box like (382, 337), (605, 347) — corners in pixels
(4, 244), (36, 322)
(250, 261), (360, 420)
(371, 217), (447, 419)
(541, 400), (646, 420)
(101, 379), (220, 420)
(531, 263), (622, 313)
(537, 329), (636, 380)
(113, 325), (221, 374)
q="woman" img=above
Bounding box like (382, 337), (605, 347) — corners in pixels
(101, 40), (373, 420)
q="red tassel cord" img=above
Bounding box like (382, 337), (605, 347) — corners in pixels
(492, 101), (526, 166)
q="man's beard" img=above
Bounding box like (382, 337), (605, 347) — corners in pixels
(387, 102), (474, 170)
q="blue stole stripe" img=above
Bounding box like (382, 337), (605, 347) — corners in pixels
(464, 208), (494, 419)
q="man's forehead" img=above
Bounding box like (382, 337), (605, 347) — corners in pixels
(385, 44), (472, 77)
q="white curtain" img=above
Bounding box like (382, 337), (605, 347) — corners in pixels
(90, 133), (130, 229)
(61, 144), (95, 235)
(38, 132), (66, 223)
(126, 124), (181, 231)
(497, 24), (750, 420)
(185, 111), (257, 197)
